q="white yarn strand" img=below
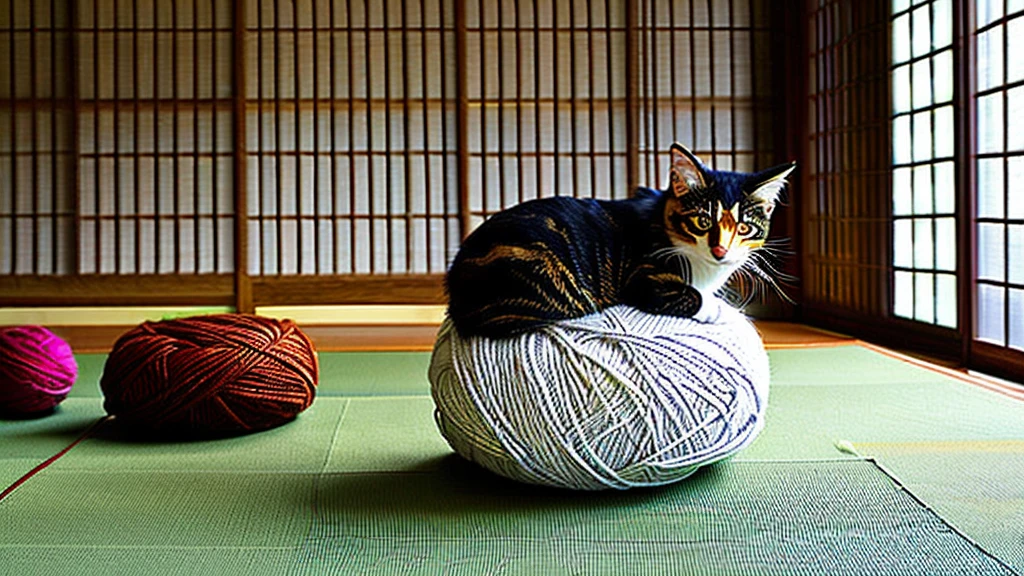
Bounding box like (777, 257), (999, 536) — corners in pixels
(429, 301), (770, 491)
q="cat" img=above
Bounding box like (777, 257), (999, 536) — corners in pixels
(445, 142), (796, 338)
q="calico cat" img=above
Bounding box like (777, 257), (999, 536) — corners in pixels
(445, 143), (796, 338)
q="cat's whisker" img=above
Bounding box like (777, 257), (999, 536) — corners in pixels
(749, 252), (794, 281)
(749, 252), (798, 285)
(761, 246), (792, 255)
(726, 267), (757, 308)
(743, 258), (796, 305)
(677, 253), (692, 284)
(761, 239), (795, 254)
(650, 246), (674, 260)
(738, 272), (757, 307)
(758, 248), (791, 260)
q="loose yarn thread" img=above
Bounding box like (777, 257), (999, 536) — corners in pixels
(101, 314), (318, 436)
(429, 303), (770, 490)
(0, 325), (78, 416)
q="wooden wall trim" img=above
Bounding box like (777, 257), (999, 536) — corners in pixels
(46, 323), (443, 354)
(233, 0), (252, 314)
(772, 0), (808, 310)
(0, 274), (447, 308)
(0, 275), (236, 307)
(250, 274), (446, 306)
(970, 341), (1024, 386)
(801, 302), (963, 362)
(625, 0), (639, 189)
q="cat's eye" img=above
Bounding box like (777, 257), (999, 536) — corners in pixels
(737, 222), (752, 236)
(692, 214), (712, 231)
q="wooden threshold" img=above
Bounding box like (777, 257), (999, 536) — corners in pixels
(755, 320), (855, 349)
(45, 323), (442, 354)
(46, 319), (853, 354)
(45, 321), (1022, 397)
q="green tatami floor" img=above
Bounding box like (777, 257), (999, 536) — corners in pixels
(2, 344), (1023, 575)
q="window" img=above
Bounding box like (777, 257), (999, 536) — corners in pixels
(973, 0), (1024, 351)
(890, 0), (957, 328)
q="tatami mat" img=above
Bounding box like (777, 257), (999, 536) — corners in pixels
(854, 444), (1024, 571)
(297, 460), (1013, 576)
(2, 338), (1023, 575)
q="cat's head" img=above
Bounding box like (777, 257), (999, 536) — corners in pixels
(662, 142), (795, 294)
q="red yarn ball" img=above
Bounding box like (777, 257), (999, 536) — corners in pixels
(0, 325), (77, 416)
(101, 314), (318, 436)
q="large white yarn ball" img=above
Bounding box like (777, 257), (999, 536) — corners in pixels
(428, 302), (770, 491)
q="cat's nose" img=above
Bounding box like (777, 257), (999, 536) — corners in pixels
(711, 246), (728, 260)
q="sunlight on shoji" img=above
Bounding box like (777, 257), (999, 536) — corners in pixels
(915, 272), (935, 323)
(894, 271), (914, 318)
(913, 165), (933, 214)
(893, 14), (911, 64)
(933, 0), (953, 49)
(974, 4), (1024, 347)
(934, 162), (955, 213)
(893, 66), (911, 114)
(1010, 290), (1024, 351)
(976, 158), (1004, 218)
(893, 168), (912, 215)
(977, 0), (1004, 28)
(893, 116), (912, 164)
(1009, 225), (1024, 285)
(933, 50), (953, 103)
(912, 6), (931, 58)
(977, 26), (1003, 91)
(934, 107), (954, 157)
(977, 284), (1006, 345)
(912, 59), (932, 109)
(936, 273), (957, 328)
(913, 111), (932, 162)
(977, 223), (1005, 282)
(977, 94), (1004, 154)
(894, 220), (913, 268)
(1010, 18), (1024, 83)
(891, 0), (956, 327)
(1010, 158), (1024, 218)
(913, 219), (934, 269)
(935, 218), (956, 271)
(1009, 87), (1024, 151)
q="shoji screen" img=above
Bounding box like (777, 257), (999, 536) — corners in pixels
(636, 0), (773, 184)
(802, 1), (892, 322)
(462, 0), (629, 231)
(1, 0), (240, 306)
(1, 0), (781, 310)
(1, 1), (75, 275)
(890, 0), (956, 328)
(77, 0), (236, 275)
(245, 0), (459, 277)
(461, 0), (775, 231)
(972, 0), (1024, 360)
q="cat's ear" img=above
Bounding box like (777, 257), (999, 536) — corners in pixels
(668, 143), (706, 198)
(747, 162), (796, 209)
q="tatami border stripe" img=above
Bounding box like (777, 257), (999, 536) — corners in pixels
(855, 341), (1024, 402)
(0, 416), (110, 504)
(869, 457), (1023, 576)
(763, 340), (857, 349)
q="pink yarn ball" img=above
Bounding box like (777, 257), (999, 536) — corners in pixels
(0, 326), (78, 416)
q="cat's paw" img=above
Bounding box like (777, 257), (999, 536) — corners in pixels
(692, 291), (727, 324)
